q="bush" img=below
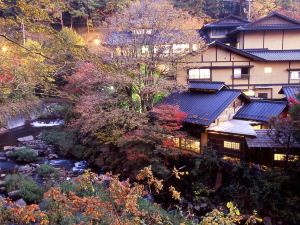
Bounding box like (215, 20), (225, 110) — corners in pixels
(4, 174), (44, 203)
(40, 130), (76, 155)
(40, 130), (87, 158)
(37, 164), (59, 178)
(6, 148), (38, 162)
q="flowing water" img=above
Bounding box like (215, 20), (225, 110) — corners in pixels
(0, 119), (87, 173)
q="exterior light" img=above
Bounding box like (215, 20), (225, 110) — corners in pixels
(110, 86), (114, 90)
(93, 39), (100, 45)
(244, 89), (255, 96)
(1, 46), (8, 52)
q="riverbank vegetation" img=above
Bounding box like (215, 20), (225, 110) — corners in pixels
(0, 0), (300, 224)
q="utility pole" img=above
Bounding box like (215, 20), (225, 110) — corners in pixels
(21, 19), (26, 45)
(247, 0), (251, 21)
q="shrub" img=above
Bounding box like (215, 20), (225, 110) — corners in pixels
(37, 164), (59, 178)
(40, 130), (87, 157)
(6, 148), (38, 162)
(40, 130), (76, 156)
(4, 174), (44, 203)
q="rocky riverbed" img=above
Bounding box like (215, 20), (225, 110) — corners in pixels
(0, 120), (88, 207)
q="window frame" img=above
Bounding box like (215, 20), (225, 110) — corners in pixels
(188, 68), (211, 80)
(290, 71), (300, 80)
(224, 141), (240, 150)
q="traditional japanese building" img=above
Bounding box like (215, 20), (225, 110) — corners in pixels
(161, 81), (299, 166)
(176, 12), (300, 99)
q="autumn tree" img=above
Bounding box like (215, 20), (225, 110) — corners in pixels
(105, 0), (204, 112)
(249, 0), (281, 20)
(268, 115), (300, 166)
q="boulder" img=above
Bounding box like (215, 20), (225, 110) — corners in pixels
(18, 165), (35, 173)
(5, 151), (13, 157)
(0, 127), (8, 135)
(3, 146), (15, 151)
(0, 181), (6, 187)
(15, 198), (27, 207)
(17, 135), (34, 142)
(8, 190), (22, 200)
(48, 154), (59, 159)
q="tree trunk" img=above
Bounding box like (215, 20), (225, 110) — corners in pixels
(60, 12), (64, 28)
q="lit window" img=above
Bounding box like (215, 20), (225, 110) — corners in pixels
(224, 141), (240, 150)
(166, 136), (201, 153)
(141, 45), (149, 54)
(173, 44), (190, 53)
(188, 69), (211, 80)
(274, 154), (299, 161)
(290, 71), (300, 80)
(264, 67), (272, 74)
(251, 124), (262, 130)
(192, 44), (198, 51)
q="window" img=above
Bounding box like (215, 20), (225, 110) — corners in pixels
(188, 69), (211, 80)
(180, 138), (201, 153)
(290, 71), (300, 80)
(173, 44), (190, 53)
(210, 28), (230, 38)
(264, 67), (272, 74)
(132, 29), (152, 35)
(233, 67), (249, 78)
(141, 45), (149, 54)
(166, 136), (201, 153)
(258, 93), (268, 99)
(274, 154), (299, 161)
(224, 141), (240, 150)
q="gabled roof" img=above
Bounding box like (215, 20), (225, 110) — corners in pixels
(246, 129), (300, 149)
(279, 85), (300, 100)
(234, 100), (287, 122)
(188, 81), (227, 92)
(208, 119), (257, 137)
(163, 89), (244, 126)
(203, 15), (249, 29)
(209, 41), (266, 61)
(244, 49), (300, 61)
(230, 12), (300, 33)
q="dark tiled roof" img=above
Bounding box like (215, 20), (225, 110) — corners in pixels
(244, 49), (300, 61)
(246, 130), (300, 148)
(230, 12), (300, 33)
(188, 81), (227, 92)
(234, 100), (287, 122)
(209, 41), (265, 61)
(163, 90), (242, 126)
(279, 85), (300, 100)
(203, 15), (249, 28)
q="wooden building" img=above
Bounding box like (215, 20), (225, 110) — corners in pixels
(160, 81), (299, 166)
(176, 12), (300, 99)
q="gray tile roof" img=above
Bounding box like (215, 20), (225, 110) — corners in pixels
(234, 100), (287, 122)
(246, 130), (300, 148)
(203, 15), (249, 28)
(231, 12), (300, 33)
(188, 81), (227, 92)
(163, 90), (242, 126)
(279, 85), (300, 100)
(244, 50), (300, 61)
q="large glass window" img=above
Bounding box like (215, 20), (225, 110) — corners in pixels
(224, 141), (240, 150)
(290, 71), (300, 80)
(274, 154), (299, 161)
(188, 69), (211, 80)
